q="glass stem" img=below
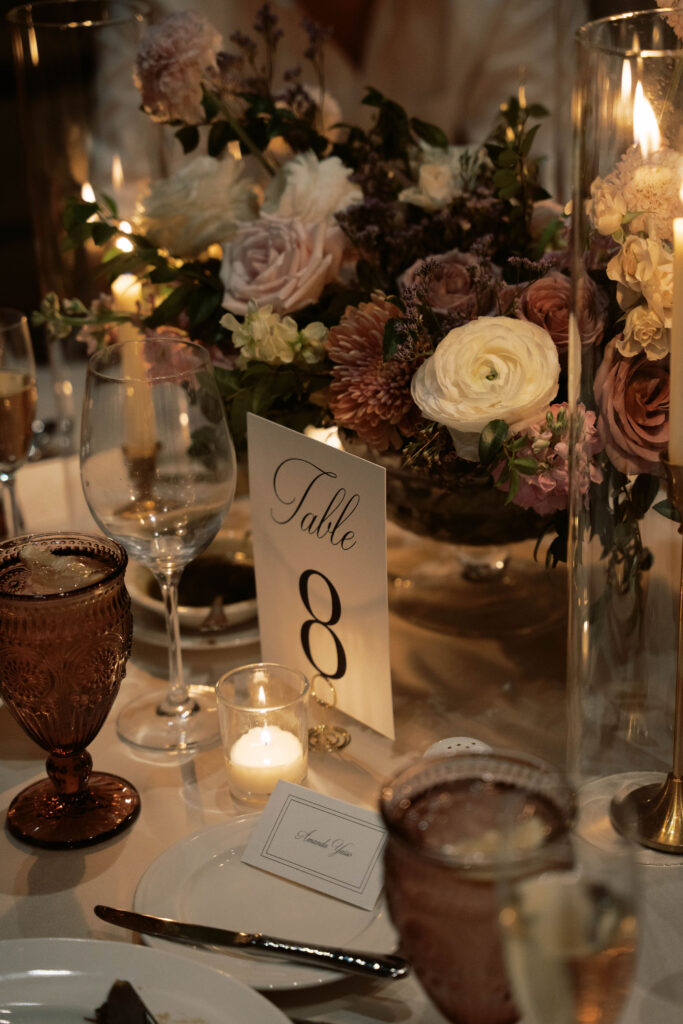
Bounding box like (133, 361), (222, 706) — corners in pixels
(1, 472), (23, 538)
(157, 573), (194, 715)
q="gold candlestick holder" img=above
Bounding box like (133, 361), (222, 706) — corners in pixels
(610, 454), (683, 852)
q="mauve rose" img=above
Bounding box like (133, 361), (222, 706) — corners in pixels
(220, 214), (344, 316)
(398, 249), (496, 317)
(516, 271), (607, 353)
(594, 339), (669, 475)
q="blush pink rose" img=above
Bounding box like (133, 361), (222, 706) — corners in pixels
(594, 339), (669, 475)
(398, 249), (496, 317)
(220, 215), (345, 316)
(516, 271), (607, 354)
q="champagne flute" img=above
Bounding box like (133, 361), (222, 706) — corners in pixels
(0, 309), (37, 537)
(80, 338), (236, 752)
(499, 822), (638, 1024)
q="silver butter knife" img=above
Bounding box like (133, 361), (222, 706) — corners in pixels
(94, 904), (409, 980)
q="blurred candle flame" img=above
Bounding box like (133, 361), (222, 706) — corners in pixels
(633, 82), (661, 156)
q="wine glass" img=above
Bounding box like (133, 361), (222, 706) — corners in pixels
(498, 820), (638, 1024)
(379, 751), (577, 1024)
(0, 308), (37, 537)
(80, 338), (236, 752)
(0, 532), (139, 848)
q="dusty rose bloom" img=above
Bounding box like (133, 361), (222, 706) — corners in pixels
(220, 215), (345, 316)
(398, 249), (496, 318)
(594, 339), (669, 475)
(516, 271), (607, 353)
(134, 13), (222, 124)
(325, 298), (420, 451)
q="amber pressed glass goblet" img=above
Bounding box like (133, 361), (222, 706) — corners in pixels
(0, 532), (139, 849)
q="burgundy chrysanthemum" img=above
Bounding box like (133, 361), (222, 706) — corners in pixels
(325, 298), (419, 451)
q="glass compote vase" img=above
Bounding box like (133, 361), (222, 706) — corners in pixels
(0, 532), (139, 849)
(380, 751), (577, 1024)
(80, 338), (236, 752)
(341, 432), (566, 636)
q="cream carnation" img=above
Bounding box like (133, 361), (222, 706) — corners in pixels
(135, 156), (257, 258)
(411, 317), (560, 460)
(221, 300), (326, 365)
(618, 304), (669, 360)
(262, 152), (362, 223)
(399, 142), (476, 211)
(134, 12), (222, 124)
(586, 177), (627, 236)
(220, 214), (344, 316)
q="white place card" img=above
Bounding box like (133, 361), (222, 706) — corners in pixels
(247, 414), (394, 739)
(242, 781), (387, 910)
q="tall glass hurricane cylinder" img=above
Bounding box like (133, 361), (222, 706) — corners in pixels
(569, 10), (683, 797)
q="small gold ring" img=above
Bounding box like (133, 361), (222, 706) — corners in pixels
(312, 674), (337, 708)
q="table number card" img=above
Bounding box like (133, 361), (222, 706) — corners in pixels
(247, 414), (394, 739)
(242, 781), (387, 910)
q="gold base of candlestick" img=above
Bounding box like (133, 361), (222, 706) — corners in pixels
(610, 773), (683, 853)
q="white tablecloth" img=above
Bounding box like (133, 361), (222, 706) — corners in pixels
(1, 456), (681, 1023)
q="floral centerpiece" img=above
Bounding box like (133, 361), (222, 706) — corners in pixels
(38, 4), (614, 564)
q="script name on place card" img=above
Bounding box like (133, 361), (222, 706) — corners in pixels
(247, 414), (393, 739)
(242, 781), (386, 909)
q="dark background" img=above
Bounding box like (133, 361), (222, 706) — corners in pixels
(0, 0), (657, 331)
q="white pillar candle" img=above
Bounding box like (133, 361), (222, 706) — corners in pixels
(111, 275), (156, 458)
(671, 217), (683, 465)
(228, 724), (306, 796)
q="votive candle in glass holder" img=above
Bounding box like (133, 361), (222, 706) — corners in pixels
(216, 663), (309, 803)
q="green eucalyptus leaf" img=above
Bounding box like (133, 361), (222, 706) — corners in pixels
(512, 457), (539, 475)
(521, 123), (541, 157)
(91, 222), (118, 246)
(496, 149), (518, 168)
(208, 120), (232, 157)
(175, 124), (200, 154)
(654, 498), (682, 523)
(526, 103), (549, 119)
(63, 200), (99, 231)
(410, 117), (448, 148)
(631, 473), (660, 519)
(479, 419), (508, 464)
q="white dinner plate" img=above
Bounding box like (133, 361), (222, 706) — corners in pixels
(134, 814), (397, 991)
(0, 937), (290, 1023)
(131, 601), (260, 651)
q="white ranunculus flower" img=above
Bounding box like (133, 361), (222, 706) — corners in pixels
(262, 152), (362, 224)
(135, 155), (257, 258)
(411, 317), (560, 460)
(586, 177), (627, 236)
(617, 303), (669, 360)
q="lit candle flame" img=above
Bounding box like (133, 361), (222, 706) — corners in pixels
(633, 82), (661, 156)
(111, 154), (124, 191)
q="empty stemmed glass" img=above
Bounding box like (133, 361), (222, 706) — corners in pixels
(0, 309), (37, 537)
(80, 338), (236, 752)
